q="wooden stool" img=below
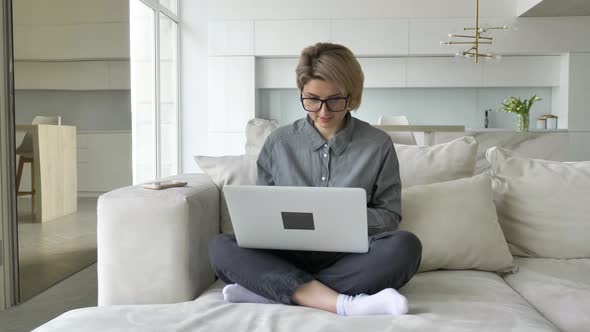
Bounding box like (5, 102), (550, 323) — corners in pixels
(16, 155), (35, 217)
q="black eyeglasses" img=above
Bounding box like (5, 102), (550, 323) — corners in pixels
(300, 93), (350, 112)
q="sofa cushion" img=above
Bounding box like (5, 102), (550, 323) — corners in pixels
(35, 270), (557, 332)
(399, 173), (514, 273)
(194, 155), (257, 234)
(486, 146), (590, 258)
(394, 136), (477, 187)
(503, 257), (590, 332)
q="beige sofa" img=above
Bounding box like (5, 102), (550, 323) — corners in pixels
(34, 123), (590, 332)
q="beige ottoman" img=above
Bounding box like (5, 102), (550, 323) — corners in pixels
(97, 174), (220, 305)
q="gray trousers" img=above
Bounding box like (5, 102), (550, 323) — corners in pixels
(208, 230), (422, 304)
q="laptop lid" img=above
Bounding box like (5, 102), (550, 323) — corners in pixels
(223, 185), (368, 253)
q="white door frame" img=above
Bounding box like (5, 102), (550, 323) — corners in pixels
(0, 0), (20, 310)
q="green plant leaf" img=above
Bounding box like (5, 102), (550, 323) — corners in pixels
(498, 94), (542, 114)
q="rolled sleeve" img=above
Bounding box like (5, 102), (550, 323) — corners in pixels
(367, 138), (402, 236)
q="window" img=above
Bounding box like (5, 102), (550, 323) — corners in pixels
(130, 0), (179, 183)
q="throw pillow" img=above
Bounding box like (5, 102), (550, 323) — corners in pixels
(394, 136), (478, 188)
(486, 146), (590, 258)
(245, 118), (279, 156)
(399, 173), (515, 273)
(194, 155), (258, 234)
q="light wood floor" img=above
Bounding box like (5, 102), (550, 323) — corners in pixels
(0, 263), (97, 332)
(16, 197), (98, 302)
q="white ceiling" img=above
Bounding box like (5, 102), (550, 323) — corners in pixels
(521, 0), (590, 17)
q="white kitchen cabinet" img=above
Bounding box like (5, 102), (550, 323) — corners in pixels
(331, 19), (409, 56)
(207, 56), (256, 132)
(15, 61), (108, 90)
(358, 58), (406, 88)
(256, 57), (406, 89)
(13, 0), (128, 26)
(254, 20), (331, 56)
(409, 18), (474, 55)
(256, 58), (298, 89)
(13, 23), (129, 60)
(14, 60), (130, 90)
(408, 17), (590, 56)
(492, 17), (590, 55)
(407, 57), (483, 87)
(256, 56), (561, 89)
(14, 61), (130, 90)
(483, 56), (561, 87)
(208, 20), (254, 56)
(77, 131), (132, 193)
(107, 61), (131, 90)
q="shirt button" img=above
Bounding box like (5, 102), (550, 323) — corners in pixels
(323, 153), (327, 158)
(321, 177), (326, 181)
(323, 144), (328, 149)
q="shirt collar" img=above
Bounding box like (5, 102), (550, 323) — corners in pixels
(304, 112), (355, 156)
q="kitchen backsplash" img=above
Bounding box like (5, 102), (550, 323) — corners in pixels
(258, 87), (553, 129)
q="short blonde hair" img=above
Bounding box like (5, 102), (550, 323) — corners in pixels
(296, 43), (364, 111)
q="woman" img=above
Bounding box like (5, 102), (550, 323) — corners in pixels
(208, 42), (422, 316)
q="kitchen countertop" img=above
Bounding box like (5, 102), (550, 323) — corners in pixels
(374, 125), (465, 132)
(466, 128), (568, 132)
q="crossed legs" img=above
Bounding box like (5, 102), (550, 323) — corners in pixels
(208, 231), (422, 315)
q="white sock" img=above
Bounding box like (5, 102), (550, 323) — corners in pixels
(336, 288), (409, 316)
(222, 283), (279, 304)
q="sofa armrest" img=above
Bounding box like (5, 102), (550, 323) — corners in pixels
(97, 173), (220, 305)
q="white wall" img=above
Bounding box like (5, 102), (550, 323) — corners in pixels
(567, 53), (590, 132)
(552, 54), (570, 129)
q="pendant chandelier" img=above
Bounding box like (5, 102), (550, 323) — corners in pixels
(440, 0), (510, 63)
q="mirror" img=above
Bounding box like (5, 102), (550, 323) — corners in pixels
(12, 0), (132, 302)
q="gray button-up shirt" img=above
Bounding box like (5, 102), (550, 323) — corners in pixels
(256, 112), (402, 236)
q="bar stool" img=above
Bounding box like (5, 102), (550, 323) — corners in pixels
(15, 116), (61, 217)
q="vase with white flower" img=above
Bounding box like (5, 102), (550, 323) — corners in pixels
(498, 95), (542, 132)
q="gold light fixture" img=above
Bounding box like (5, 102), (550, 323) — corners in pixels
(441, 0), (510, 63)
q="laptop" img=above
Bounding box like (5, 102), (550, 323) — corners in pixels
(223, 185), (369, 253)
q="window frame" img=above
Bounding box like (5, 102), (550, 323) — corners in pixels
(133, 0), (181, 181)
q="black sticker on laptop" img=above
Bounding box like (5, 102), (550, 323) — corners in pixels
(281, 212), (315, 230)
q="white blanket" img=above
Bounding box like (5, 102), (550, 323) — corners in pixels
(35, 270), (556, 331)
